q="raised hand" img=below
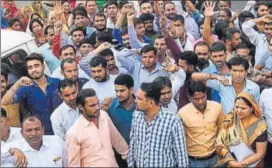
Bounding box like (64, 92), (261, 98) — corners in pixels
(162, 63), (179, 73)
(102, 97), (113, 111)
(160, 14), (167, 30)
(127, 6), (136, 20)
(204, 1), (216, 17)
(17, 77), (32, 87)
(260, 14), (272, 23)
(54, 0), (63, 16)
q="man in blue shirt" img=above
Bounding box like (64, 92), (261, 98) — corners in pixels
(2, 53), (60, 135)
(102, 74), (135, 168)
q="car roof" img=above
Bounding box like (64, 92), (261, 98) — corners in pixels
(1, 30), (35, 55)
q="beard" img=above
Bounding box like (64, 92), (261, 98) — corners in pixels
(29, 71), (43, 80)
(197, 58), (209, 70)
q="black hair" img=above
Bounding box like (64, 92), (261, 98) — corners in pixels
(24, 52), (44, 65)
(1, 108), (7, 118)
(179, 51), (198, 66)
(90, 56), (107, 68)
(29, 18), (44, 33)
(236, 42), (250, 51)
(254, 2), (269, 12)
(74, 10), (88, 18)
(219, 8), (232, 18)
(154, 34), (165, 40)
(214, 20), (230, 40)
(85, 0), (97, 6)
(139, 13), (155, 22)
(1, 69), (8, 81)
(114, 74), (134, 88)
(134, 17), (144, 27)
(194, 41), (211, 53)
(99, 49), (114, 57)
(118, 1), (129, 10)
(60, 45), (76, 56)
(140, 82), (161, 105)
(79, 38), (92, 47)
(105, 1), (118, 8)
(210, 42), (227, 52)
(71, 26), (86, 36)
(30, 12), (42, 20)
(238, 11), (255, 30)
(153, 76), (172, 91)
(44, 25), (54, 35)
(76, 88), (97, 106)
(163, 1), (175, 10)
(235, 96), (253, 108)
(171, 14), (184, 24)
(21, 114), (44, 128)
(7, 18), (20, 28)
(72, 5), (88, 16)
(94, 12), (106, 21)
(141, 45), (157, 55)
(227, 56), (249, 71)
(188, 80), (207, 96)
(121, 27), (128, 36)
(60, 58), (77, 71)
(96, 31), (113, 44)
(224, 27), (240, 42)
(58, 78), (76, 93)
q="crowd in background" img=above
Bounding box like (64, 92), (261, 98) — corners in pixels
(1, 0), (272, 167)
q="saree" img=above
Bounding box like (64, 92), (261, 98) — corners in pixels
(215, 93), (267, 167)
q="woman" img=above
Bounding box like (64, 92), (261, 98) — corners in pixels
(29, 0), (48, 19)
(13, 11), (28, 32)
(216, 92), (267, 167)
(2, 0), (18, 16)
(20, 6), (31, 21)
(29, 18), (46, 47)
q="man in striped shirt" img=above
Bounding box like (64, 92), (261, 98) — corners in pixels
(128, 82), (189, 167)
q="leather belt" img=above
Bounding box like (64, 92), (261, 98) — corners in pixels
(188, 152), (216, 161)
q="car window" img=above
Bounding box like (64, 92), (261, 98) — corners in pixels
(1, 49), (29, 83)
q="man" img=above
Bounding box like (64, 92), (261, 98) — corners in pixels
(260, 88), (272, 168)
(106, 1), (118, 29)
(52, 45), (90, 80)
(104, 74), (135, 168)
(139, 1), (153, 14)
(194, 41), (210, 71)
(242, 14), (272, 65)
(1, 115), (65, 167)
(224, 27), (241, 61)
(153, 64), (186, 113)
(40, 25), (61, 72)
(128, 82), (189, 167)
(85, 0), (98, 26)
(153, 35), (175, 65)
(2, 53), (60, 135)
(203, 42), (230, 103)
(1, 108), (23, 146)
(117, 45), (168, 92)
(82, 56), (117, 103)
(52, 58), (89, 110)
(79, 38), (94, 57)
(139, 13), (156, 43)
(1, 70), (21, 127)
(51, 79), (80, 139)
(178, 81), (224, 167)
(254, 2), (269, 18)
(192, 57), (260, 114)
(65, 88), (128, 167)
(99, 49), (128, 75)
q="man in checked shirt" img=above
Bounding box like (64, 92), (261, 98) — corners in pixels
(128, 82), (189, 167)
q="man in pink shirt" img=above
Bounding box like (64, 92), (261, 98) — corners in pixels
(65, 88), (128, 167)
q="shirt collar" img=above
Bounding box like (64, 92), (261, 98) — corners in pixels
(22, 136), (50, 152)
(32, 76), (53, 87)
(227, 76), (253, 91)
(61, 102), (78, 113)
(114, 96), (136, 110)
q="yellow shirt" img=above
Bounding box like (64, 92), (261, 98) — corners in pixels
(178, 100), (224, 157)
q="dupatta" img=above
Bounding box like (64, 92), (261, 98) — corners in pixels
(215, 92), (267, 167)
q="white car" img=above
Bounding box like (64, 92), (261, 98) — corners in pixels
(1, 30), (51, 84)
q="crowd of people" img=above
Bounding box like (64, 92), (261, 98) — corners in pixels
(1, 0), (272, 167)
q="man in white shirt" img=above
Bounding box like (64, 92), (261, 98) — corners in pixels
(83, 56), (117, 103)
(105, 1), (118, 29)
(1, 108), (23, 147)
(153, 64), (186, 113)
(2, 115), (66, 167)
(260, 88), (272, 167)
(51, 79), (80, 139)
(52, 45), (90, 80)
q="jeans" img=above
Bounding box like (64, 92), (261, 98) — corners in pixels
(189, 154), (218, 168)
